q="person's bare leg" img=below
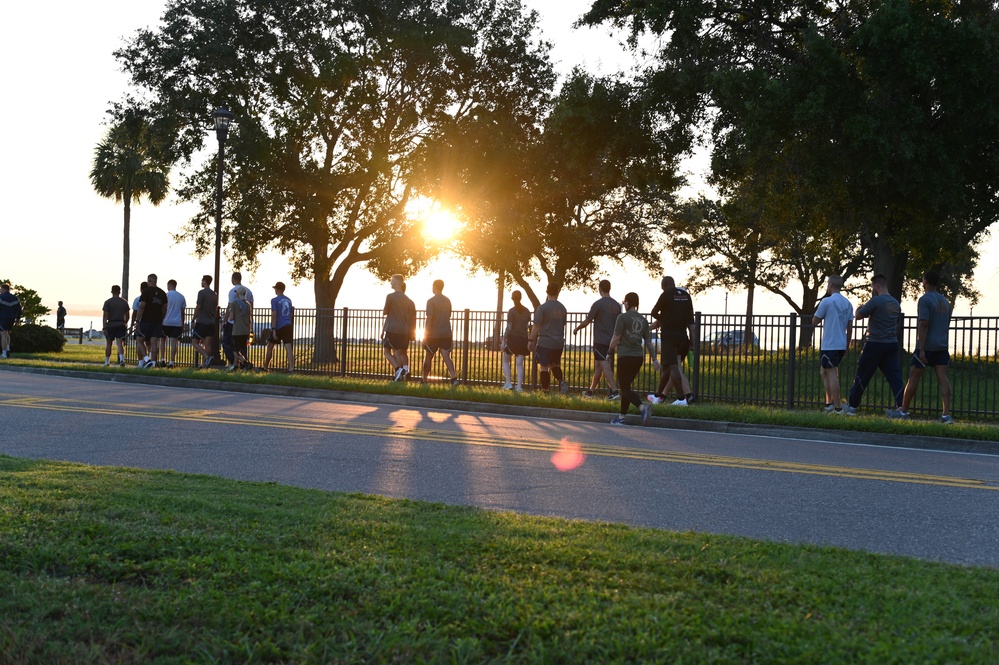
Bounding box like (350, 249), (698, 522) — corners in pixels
(934, 365), (952, 416)
(284, 343), (294, 372)
(440, 348), (457, 381)
(900, 367), (924, 412)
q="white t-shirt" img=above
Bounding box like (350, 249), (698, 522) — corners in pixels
(815, 292), (854, 351)
(163, 290), (187, 326)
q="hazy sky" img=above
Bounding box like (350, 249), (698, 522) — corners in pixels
(2, 1), (995, 325)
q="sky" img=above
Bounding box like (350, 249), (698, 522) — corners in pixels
(2, 1), (997, 329)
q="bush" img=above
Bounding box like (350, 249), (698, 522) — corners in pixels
(10, 324), (66, 353)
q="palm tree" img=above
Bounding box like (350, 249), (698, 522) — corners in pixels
(90, 114), (169, 301)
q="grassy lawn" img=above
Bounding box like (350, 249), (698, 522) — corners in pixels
(5, 343), (999, 443)
(2, 457), (997, 663)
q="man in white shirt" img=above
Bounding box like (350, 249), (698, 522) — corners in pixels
(222, 272), (253, 368)
(161, 279), (187, 368)
(812, 275), (854, 413)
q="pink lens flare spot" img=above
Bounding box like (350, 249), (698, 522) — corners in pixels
(551, 438), (585, 472)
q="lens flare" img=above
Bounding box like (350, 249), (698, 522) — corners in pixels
(551, 437), (585, 472)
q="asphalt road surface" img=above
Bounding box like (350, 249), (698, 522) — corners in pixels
(2, 372), (997, 567)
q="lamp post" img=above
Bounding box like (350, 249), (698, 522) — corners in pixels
(211, 107), (234, 295)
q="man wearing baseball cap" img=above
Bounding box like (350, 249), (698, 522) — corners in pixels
(264, 281), (294, 371)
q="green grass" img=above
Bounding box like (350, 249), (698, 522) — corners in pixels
(5, 343), (999, 442)
(2, 457), (997, 663)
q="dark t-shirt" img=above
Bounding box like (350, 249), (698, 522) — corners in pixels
(57, 306), (66, 327)
(103, 297), (130, 323)
(0, 292), (21, 322)
(196, 288), (219, 325)
(587, 296), (621, 346)
(425, 293), (452, 338)
(139, 286), (169, 325)
(651, 287), (694, 337)
(384, 291), (416, 337)
(534, 299), (567, 350)
(505, 305), (531, 338)
(856, 293), (900, 343)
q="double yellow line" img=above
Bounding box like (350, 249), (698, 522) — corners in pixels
(1, 394), (995, 491)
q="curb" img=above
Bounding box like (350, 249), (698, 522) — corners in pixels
(3, 365), (997, 456)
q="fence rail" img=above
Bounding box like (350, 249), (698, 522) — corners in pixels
(122, 308), (999, 421)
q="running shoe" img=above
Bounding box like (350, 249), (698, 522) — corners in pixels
(607, 391), (620, 401)
(452, 378), (461, 387)
(118, 360), (125, 367)
(841, 405), (859, 416)
(646, 394), (662, 405)
(559, 381), (569, 394)
(393, 366), (405, 381)
(885, 408), (909, 420)
(640, 404), (651, 426)
(104, 359), (110, 366)
(940, 414), (954, 424)
(137, 359), (147, 368)
(670, 399), (688, 407)
(581, 390), (595, 398)
(503, 383), (513, 390)
(823, 404), (836, 413)
(610, 415), (627, 426)
(167, 362), (174, 368)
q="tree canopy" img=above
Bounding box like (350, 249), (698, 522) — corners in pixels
(115, 0), (554, 321)
(585, 0), (999, 303)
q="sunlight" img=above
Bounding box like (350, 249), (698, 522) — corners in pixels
(422, 209), (463, 243)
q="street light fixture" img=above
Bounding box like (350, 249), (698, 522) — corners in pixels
(211, 106), (235, 296)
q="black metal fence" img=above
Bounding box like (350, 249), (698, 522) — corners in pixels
(123, 308), (999, 421)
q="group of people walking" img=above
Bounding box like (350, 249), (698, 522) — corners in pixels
(812, 269), (954, 423)
(101, 272), (296, 372)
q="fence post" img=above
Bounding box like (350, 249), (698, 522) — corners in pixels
(692, 311), (701, 400)
(787, 313), (798, 410)
(461, 309), (470, 384)
(340, 307), (349, 377)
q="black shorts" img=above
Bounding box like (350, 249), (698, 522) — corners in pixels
(503, 335), (529, 356)
(193, 322), (216, 341)
(105, 322), (128, 341)
(820, 349), (845, 369)
(911, 349), (950, 368)
(424, 336), (453, 353)
(593, 343), (612, 361)
(162, 325), (183, 340)
(535, 345), (563, 367)
(270, 324), (293, 345)
(660, 334), (690, 367)
(0, 319), (14, 333)
(138, 321), (164, 339)
(383, 331), (410, 351)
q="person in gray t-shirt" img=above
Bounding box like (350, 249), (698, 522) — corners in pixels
(889, 269), (954, 422)
(845, 274), (904, 413)
(572, 279), (620, 399)
(421, 279), (458, 385)
(382, 274), (416, 381)
(528, 282), (568, 393)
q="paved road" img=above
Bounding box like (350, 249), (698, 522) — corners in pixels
(2, 372), (997, 567)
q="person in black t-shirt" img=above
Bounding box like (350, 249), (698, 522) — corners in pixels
(649, 276), (695, 406)
(102, 285), (130, 366)
(135, 273), (168, 368)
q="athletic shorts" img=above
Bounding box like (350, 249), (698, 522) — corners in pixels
(660, 334), (690, 367)
(193, 322), (216, 341)
(271, 324), (293, 345)
(535, 345), (563, 367)
(911, 349), (950, 368)
(423, 336), (453, 353)
(820, 349), (845, 369)
(593, 343), (612, 361)
(0, 319), (15, 333)
(138, 321), (164, 340)
(105, 322), (128, 341)
(383, 331), (409, 351)
(503, 335), (529, 357)
(162, 325), (183, 340)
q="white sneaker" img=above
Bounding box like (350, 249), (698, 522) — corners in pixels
(647, 394), (662, 405)
(670, 399), (688, 407)
(104, 359), (110, 366)
(393, 367), (405, 381)
(640, 404), (651, 426)
(137, 359), (146, 368)
(503, 383), (513, 390)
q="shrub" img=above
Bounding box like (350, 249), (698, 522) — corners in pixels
(10, 324), (66, 353)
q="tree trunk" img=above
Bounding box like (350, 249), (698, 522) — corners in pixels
(870, 235), (909, 299)
(744, 279), (755, 353)
(798, 283), (821, 348)
(493, 271), (505, 351)
(312, 274), (341, 367)
(122, 193), (131, 302)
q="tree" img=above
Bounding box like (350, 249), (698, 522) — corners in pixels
(584, 0), (999, 298)
(90, 109), (170, 302)
(0, 279), (49, 324)
(435, 71), (680, 307)
(115, 0), (553, 363)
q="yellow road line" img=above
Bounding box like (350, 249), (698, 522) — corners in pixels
(1, 395), (995, 491)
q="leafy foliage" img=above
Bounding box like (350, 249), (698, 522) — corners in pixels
(9, 324), (65, 353)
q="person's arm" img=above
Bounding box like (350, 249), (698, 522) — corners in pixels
(644, 325), (662, 372)
(247, 299), (253, 327)
(916, 319), (929, 362)
(608, 332), (621, 354)
(846, 319), (853, 347)
(102, 306), (109, 331)
(135, 302), (146, 325)
(573, 317), (592, 335)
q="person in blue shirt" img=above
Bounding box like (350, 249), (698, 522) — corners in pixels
(264, 281), (295, 371)
(0, 283), (23, 359)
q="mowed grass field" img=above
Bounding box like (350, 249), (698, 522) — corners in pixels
(2, 457), (998, 663)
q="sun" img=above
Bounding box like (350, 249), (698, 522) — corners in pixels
(422, 209), (463, 243)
